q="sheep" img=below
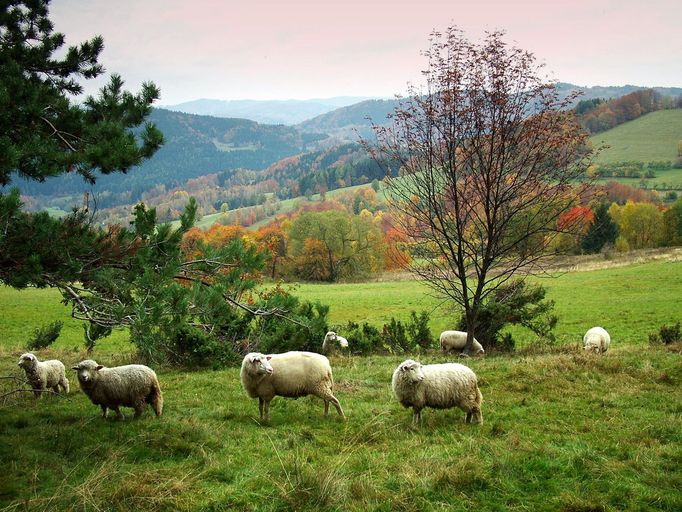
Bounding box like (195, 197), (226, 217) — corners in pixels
(322, 331), (349, 354)
(17, 353), (69, 398)
(439, 330), (485, 356)
(240, 351), (345, 422)
(71, 359), (163, 420)
(583, 326), (611, 354)
(392, 359), (483, 426)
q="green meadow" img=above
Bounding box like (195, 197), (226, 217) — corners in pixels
(590, 109), (682, 164)
(1, 258), (681, 511)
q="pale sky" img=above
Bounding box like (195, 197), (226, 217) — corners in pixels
(50, 0), (682, 105)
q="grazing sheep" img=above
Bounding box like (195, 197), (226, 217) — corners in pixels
(71, 360), (163, 420)
(17, 353), (69, 398)
(240, 351), (345, 422)
(322, 331), (349, 354)
(439, 330), (485, 356)
(583, 327), (611, 354)
(392, 359), (483, 426)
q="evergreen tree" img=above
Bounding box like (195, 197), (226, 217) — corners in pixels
(0, 0), (163, 185)
(581, 202), (619, 253)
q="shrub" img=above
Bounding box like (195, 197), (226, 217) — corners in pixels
(649, 322), (681, 345)
(383, 318), (411, 353)
(338, 321), (384, 355)
(406, 310), (433, 348)
(458, 281), (557, 352)
(27, 320), (63, 350)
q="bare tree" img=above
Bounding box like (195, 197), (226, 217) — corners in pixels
(366, 28), (594, 354)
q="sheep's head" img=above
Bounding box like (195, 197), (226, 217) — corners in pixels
(325, 331), (349, 349)
(18, 353), (37, 371)
(397, 359), (424, 384)
(245, 353), (273, 376)
(72, 359), (104, 384)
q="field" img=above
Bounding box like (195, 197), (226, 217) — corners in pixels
(590, 109), (682, 164)
(1, 258), (681, 511)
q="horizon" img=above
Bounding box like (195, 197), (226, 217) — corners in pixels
(50, 0), (682, 105)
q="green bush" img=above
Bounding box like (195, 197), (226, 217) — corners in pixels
(27, 320), (63, 350)
(339, 321), (385, 355)
(649, 322), (681, 345)
(383, 318), (411, 353)
(458, 281), (557, 352)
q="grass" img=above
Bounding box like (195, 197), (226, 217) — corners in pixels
(590, 109), (682, 164)
(1, 258), (682, 510)
(293, 258), (682, 348)
(592, 167), (682, 192)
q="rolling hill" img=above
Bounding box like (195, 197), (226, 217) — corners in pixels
(14, 108), (328, 210)
(590, 109), (682, 164)
(161, 96), (377, 125)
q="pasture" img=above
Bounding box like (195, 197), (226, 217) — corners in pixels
(0, 258), (681, 511)
(590, 109), (682, 165)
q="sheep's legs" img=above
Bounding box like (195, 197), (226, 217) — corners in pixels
(112, 406), (125, 420)
(258, 398), (271, 421)
(100, 405), (108, 418)
(412, 408), (422, 426)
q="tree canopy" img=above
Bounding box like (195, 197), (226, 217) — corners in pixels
(367, 28), (594, 353)
(0, 0), (163, 186)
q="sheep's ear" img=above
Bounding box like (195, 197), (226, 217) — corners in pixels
(71, 366), (79, 370)
(266, 355), (272, 361)
(96, 365), (104, 371)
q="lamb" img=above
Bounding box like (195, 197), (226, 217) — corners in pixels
(71, 359), (163, 420)
(439, 330), (485, 356)
(17, 353), (69, 398)
(240, 351), (345, 422)
(392, 359), (483, 426)
(583, 326), (611, 354)
(322, 331), (349, 354)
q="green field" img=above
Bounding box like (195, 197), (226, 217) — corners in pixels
(590, 109), (682, 164)
(1, 260), (681, 510)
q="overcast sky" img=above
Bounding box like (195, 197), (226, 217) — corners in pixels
(50, 0), (682, 105)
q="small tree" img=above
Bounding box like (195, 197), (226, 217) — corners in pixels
(581, 202), (619, 254)
(367, 28), (593, 353)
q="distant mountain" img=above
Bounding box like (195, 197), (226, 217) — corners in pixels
(296, 84), (682, 142)
(160, 97), (378, 125)
(16, 108), (327, 208)
(556, 83), (682, 103)
(297, 99), (400, 141)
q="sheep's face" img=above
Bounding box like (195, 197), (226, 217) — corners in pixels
(584, 343), (599, 354)
(247, 353), (273, 376)
(325, 331), (349, 349)
(72, 360), (103, 384)
(398, 359), (425, 384)
(18, 353), (37, 371)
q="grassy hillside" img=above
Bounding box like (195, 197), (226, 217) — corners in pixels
(1, 259), (681, 510)
(590, 109), (682, 164)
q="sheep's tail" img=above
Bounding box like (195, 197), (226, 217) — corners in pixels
(149, 379), (163, 417)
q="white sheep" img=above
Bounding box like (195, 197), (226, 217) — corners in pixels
(392, 359), (483, 426)
(240, 351), (345, 422)
(439, 330), (485, 356)
(583, 327), (611, 354)
(17, 353), (69, 398)
(322, 331), (349, 354)
(71, 359), (163, 420)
